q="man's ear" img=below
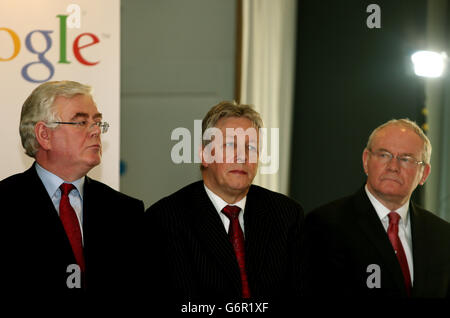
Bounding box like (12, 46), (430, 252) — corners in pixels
(362, 148), (369, 175)
(419, 164), (431, 185)
(35, 122), (52, 151)
(199, 144), (208, 169)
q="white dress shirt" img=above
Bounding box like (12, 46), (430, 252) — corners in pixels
(365, 185), (414, 284)
(204, 184), (247, 236)
(35, 162), (85, 244)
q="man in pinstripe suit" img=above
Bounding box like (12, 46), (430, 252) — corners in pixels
(145, 101), (304, 303)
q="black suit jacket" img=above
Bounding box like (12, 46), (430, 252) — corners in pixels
(0, 164), (144, 295)
(301, 187), (450, 298)
(144, 181), (304, 301)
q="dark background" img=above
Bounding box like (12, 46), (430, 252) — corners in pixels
(290, 0), (428, 212)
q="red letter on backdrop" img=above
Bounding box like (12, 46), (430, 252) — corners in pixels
(73, 32), (100, 65)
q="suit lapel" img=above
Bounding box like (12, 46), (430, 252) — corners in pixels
(409, 203), (428, 296)
(25, 164), (58, 213)
(26, 165), (71, 240)
(82, 176), (96, 271)
(25, 164), (76, 263)
(354, 188), (408, 295)
(189, 182), (242, 293)
(243, 185), (272, 280)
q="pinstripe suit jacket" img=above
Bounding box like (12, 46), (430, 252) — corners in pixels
(144, 180), (304, 300)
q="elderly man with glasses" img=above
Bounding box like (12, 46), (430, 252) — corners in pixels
(0, 81), (144, 294)
(301, 118), (450, 298)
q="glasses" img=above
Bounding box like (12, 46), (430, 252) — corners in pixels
(369, 149), (425, 168)
(50, 121), (110, 134)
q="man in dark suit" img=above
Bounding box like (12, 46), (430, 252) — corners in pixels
(0, 81), (144, 294)
(302, 119), (450, 298)
(145, 101), (304, 302)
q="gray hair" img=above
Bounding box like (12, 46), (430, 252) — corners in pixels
(200, 101), (263, 170)
(366, 118), (432, 164)
(202, 100), (263, 148)
(19, 80), (92, 157)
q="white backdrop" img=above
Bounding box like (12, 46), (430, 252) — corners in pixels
(0, 0), (120, 189)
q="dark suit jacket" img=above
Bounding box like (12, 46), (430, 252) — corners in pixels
(0, 164), (144, 295)
(144, 180), (304, 301)
(301, 187), (450, 298)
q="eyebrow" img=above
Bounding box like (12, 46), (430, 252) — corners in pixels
(70, 112), (103, 121)
(376, 148), (415, 157)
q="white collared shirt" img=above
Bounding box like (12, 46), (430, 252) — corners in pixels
(35, 162), (85, 244)
(204, 184), (247, 236)
(365, 185), (414, 284)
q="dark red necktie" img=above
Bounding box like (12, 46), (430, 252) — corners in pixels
(59, 183), (85, 273)
(387, 211), (411, 296)
(222, 205), (251, 298)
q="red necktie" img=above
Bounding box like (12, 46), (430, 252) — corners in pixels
(387, 211), (411, 296)
(222, 205), (251, 298)
(59, 183), (85, 273)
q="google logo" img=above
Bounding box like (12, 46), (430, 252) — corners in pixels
(0, 8), (100, 83)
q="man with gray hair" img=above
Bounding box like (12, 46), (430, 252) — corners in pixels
(0, 81), (144, 293)
(145, 101), (304, 302)
(302, 118), (450, 298)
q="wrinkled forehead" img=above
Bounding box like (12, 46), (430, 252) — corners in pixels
(216, 116), (258, 131)
(209, 117), (258, 144)
(54, 94), (100, 116)
(223, 126), (259, 139)
(372, 124), (424, 153)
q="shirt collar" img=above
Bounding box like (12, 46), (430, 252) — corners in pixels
(35, 162), (85, 199)
(204, 183), (247, 214)
(365, 184), (409, 225)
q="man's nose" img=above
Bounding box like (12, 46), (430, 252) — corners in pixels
(236, 147), (246, 163)
(386, 156), (400, 171)
(89, 123), (101, 137)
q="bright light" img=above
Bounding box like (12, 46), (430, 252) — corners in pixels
(411, 51), (447, 78)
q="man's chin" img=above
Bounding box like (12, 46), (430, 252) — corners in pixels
(376, 187), (409, 201)
(227, 182), (252, 193)
(86, 156), (101, 168)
